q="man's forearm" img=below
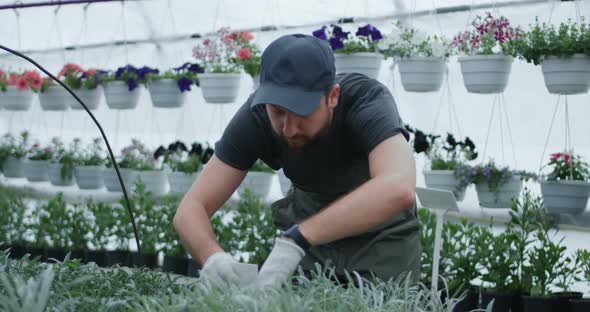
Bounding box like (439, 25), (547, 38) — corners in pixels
(173, 199), (223, 266)
(298, 175), (415, 246)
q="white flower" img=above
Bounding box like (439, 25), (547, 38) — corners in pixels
(411, 31), (428, 46)
(377, 37), (395, 51)
(431, 41), (445, 58)
(388, 27), (403, 40)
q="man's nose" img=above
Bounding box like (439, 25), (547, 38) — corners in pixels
(282, 114), (298, 138)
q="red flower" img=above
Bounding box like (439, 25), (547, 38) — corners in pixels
(237, 47), (252, 60)
(85, 68), (97, 76)
(58, 63), (84, 78)
(0, 70), (6, 81)
(30, 76), (42, 90)
(16, 77), (28, 91)
(563, 153), (571, 163)
(550, 152), (562, 161)
(8, 73), (19, 86)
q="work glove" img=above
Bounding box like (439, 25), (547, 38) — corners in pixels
(200, 252), (257, 289)
(256, 237), (305, 288)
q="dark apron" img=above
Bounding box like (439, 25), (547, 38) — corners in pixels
(270, 185), (421, 284)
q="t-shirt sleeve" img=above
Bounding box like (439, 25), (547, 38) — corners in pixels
(344, 79), (409, 156)
(214, 100), (266, 170)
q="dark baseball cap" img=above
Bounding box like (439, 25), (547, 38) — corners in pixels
(250, 34), (336, 117)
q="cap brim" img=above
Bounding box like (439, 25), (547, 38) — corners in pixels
(250, 82), (323, 117)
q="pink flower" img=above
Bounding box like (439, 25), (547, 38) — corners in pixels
(203, 39), (211, 47)
(237, 48), (252, 60)
(0, 70), (6, 81)
(30, 76), (42, 90)
(563, 153), (571, 164)
(8, 73), (19, 86)
(470, 35), (480, 48)
(550, 153), (562, 161)
(16, 77), (28, 91)
(85, 68), (97, 76)
(192, 46), (206, 60)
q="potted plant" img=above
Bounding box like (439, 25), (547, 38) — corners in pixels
(379, 21), (452, 92)
(462, 160), (536, 208)
(312, 23), (384, 79)
(0, 70), (41, 110)
(453, 12), (524, 93)
(38, 64), (90, 111)
(87, 199), (114, 267)
(161, 197), (189, 275)
(27, 198), (52, 261)
(163, 141), (202, 196)
(515, 17), (590, 94)
(130, 141), (168, 196)
(47, 137), (77, 186)
(106, 203), (133, 267)
(101, 65), (156, 109)
(23, 142), (52, 182)
(238, 159), (275, 199)
(0, 187), (27, 259)
(127, 182), (160, 269)
(540, 151), (590, 215)
(421, 132), (478, 202)
(147, 62), (202, 108)
(66, 202), (91, 262)
(73, 138), (106, 190)
(550, 251), (584, 312)
(570, 249), (590, 311)
(192, 27), (243, 104)
(0, 131), (30, 178)
(42, 194), (69, 262)
(50, 63), (106, 110)
(226, 31), (262, 89)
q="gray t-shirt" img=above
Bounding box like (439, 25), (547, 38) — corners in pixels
(215, 73), (409, 197)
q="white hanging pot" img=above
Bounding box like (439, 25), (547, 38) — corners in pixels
(74, 165), (105, 190)
(199, 73), (242, 104)
(0, 87), (34, 111)
(39, 85), (73, 111)
(168, 171), (199, 195)
(334, 52), (383, 79)
(252, 75), (260, 90)
(397, 56), (446, 92)
(104, 81), (141, 109)
(277, 169), (292, 196)
(103, 167), (138, 192)
(148, 79), (187, 108)
(72, 86), (103, 110)
(458, 54), (513, 94)
(541, 180), (590, 215)
(137, 170), (169, 196)
(423, 170), (466, 202)
(541, 54), (590, 95)
(23, 159), (49, 182)
(47, 162), (75, 186)
(475, 175), (522, 208)
(1, 156), (25, 178)
(238, 171), (274, 199)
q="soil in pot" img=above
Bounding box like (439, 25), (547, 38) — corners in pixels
(570, 298), (590, 312)
(87, 250), (108, 267)
(522, 296), (553, 312)
(107, 250), (130, 267)
(481, 290), (524, 312)
(162, 255), (189, 275)
(130, 252), (159, 269)
(44, 247), (66, 262)
(552, 291), (583, 312)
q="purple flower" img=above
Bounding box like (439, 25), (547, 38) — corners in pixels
(312, 26), (327, 40)
(471, 169), (478, 176)
(136, 66), (159, 80)
(329, 37), (344, 51)
(483, 168), (491, 177)
(370, 29), (383, 41)
(188, 64), (204, 73)
(177, 77), (193, 92)
(331, 24), (348, 39)
(115, 65), (137, 79)
(356, 24), (382, 41)
(126, 78), (138, 91)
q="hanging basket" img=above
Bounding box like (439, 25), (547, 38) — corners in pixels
(74, 165), (105, 190)
(47, 162), (75, 186)
(137, 170), (169, 196)
(39, 86), (73, 111)
(72, 87), (103, 110)
(103, 168), (138, 192)
(168, 171), (199, 195)
(397, 57), (446, 92)
(334, 52), (383, 79)
(277, 169), (292, 196)
(238, 171), (274, 199)
(0, 87), (34, 111)
(458, 54), (513, 94)
(541, 180), (590, 215)
(475, 175), (522, 208)
(23, 159), (49, 182)
(541, 54), (590, 95)
(104, 81), (141, 109)
(1, 156), (25, 178)
(199, 73), (241, 104)
(148, 79), (187, 108)
(423, 170), (466, 202)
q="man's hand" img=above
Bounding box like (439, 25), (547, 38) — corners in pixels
(256, 237), (305, 288)
(200, 252), (250, 288)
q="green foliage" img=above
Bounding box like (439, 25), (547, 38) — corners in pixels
(543, 151), (589, 182)
(123, 181), (166, 255)
(165, 153), (201, 174)
(73, 137), (106, 167)
(0, 131), (30, 167)
(160, 196), (186, 257)
(86, 199), (114, 251)
(249, 159), (274, 173)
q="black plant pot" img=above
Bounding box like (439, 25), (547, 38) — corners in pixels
(187, 259), (201, 278)
(522, 296), (553, 312)
(453, 290), (479, 312)
(570, 298), (590, 312)
(87, 250), (108, 267)
(5, 244), (25, 259)
(162, 255), (189, 275)
(67, 249), (88, 263)
(552, 291), (583, 312)
(107, 250), (130, 267)
(27, 246), (46, 261)
(44, 247), (66, 262)
(481, 291), (523, 312)
(130, 252), (158, 269)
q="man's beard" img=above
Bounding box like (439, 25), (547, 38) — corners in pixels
(272, 113), (333, 156)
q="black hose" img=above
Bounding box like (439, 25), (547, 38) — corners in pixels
(0, 44), (142, 256)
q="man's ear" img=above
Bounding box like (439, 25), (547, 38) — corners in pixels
(328, 83), (340, 109)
